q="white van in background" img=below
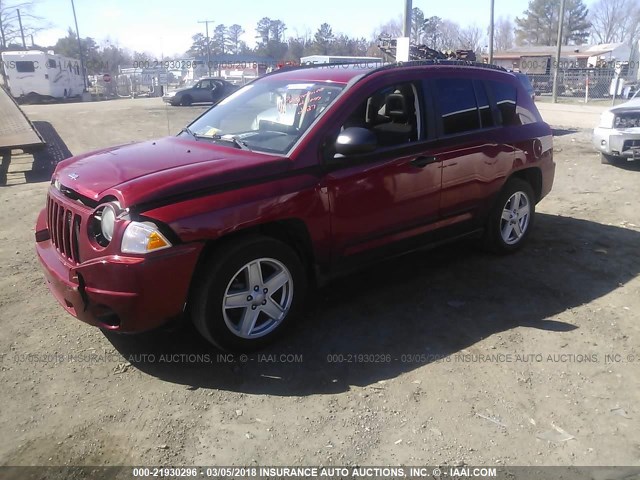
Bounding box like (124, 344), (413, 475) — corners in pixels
(1, 50), (85, 100)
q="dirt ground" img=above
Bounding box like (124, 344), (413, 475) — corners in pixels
(0, 98), (639, 471)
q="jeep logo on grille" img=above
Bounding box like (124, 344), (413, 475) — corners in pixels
(68, 173), (79, 180)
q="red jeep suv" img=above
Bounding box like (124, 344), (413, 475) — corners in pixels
(35, 61), (555, 350)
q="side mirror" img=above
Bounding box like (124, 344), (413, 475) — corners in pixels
(335, 127), (377, 156)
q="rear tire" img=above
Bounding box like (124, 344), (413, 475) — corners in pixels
(483, 178), (536, 254)
(192, 236), (307, 351)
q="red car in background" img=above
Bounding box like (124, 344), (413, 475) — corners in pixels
(36, 61), (555, 350)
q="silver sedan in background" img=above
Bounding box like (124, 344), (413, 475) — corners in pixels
(163, 78), (238, 106)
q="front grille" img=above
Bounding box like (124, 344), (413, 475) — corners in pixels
(622, 139), (640, 151)
(47, 195), (82, 263)
(615, 113), (640, 129)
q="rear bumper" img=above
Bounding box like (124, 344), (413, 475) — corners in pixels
(35, 208), (203, 333)
(593, 127), (640, 160)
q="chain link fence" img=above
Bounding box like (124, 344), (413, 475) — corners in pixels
(525, 68), (638, 104)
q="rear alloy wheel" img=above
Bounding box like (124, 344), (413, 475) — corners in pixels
(484, 178), (535, 254)
(193, 236), (307, 351)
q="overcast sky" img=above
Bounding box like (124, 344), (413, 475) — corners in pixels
(28, 0), (532, 57)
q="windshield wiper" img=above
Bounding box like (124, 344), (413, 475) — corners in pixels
(227, 136), (251, 151)
(211, 134), (251, 151)
(180, 126), (199, 141)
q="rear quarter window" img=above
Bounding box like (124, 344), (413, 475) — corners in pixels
(488, 80), (519, 126)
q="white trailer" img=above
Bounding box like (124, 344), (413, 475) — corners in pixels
(1, 50), (85, 100)
(300, 55), (384, 66)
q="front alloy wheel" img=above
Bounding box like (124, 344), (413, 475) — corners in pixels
(193, 236), (307, 351)
(222, 258), (294, 339)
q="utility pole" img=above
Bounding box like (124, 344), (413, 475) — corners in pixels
(402, 0), (412, 37)
(198, 20), (214, 77)
(70, 0), (88, 91)
(488, 0), (495, 64)
(16, 9), (26, 49)
(552, 0), (566, 103)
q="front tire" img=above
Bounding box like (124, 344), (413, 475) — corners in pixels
(483, 178), (536, 254)
(192, 236), (307, 351)
(180, 95), (193, 106)
(601, 153), (623, 166)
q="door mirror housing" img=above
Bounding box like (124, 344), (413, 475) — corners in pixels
(335, 127), (377, 156)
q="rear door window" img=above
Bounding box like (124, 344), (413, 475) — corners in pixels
(474, 81), (494, 128)
(434, 78), (480, 135)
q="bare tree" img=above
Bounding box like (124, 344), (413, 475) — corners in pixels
(0, 0), (45, 50)
(373, 16), (403, 39)
(590, 0), (640, 46)
(438, 20), (462, 51)
(423, 16), (442, 49)
(458, 24), (484, 52)
(411, 7), (425, 44)
(494, 16), (515, 51)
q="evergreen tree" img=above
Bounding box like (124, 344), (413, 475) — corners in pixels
(212, 24), (226, 54)
(515, 0), (590, 45)
(226, 24), (244, 54)
(312, 23), (334, 55)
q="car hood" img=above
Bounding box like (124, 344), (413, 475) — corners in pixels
(54, 136), (290, 210)
(169, 86), (192, 94)
(610, 98), (640, 113)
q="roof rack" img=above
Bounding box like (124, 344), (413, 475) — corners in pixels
(258, 51), (506, 83)
(266, 60), (384, 74)
(372, 59), (507, 72)
(264, 58), (506, 79)
(376, 36), (506, 72)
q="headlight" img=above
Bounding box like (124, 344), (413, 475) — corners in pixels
(165, 91), (177, 97)
(599, 111), (615, 128)
(101, 204), (117, 241)
(91, 201), (122, 247)
(121, 221), (172, 254)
